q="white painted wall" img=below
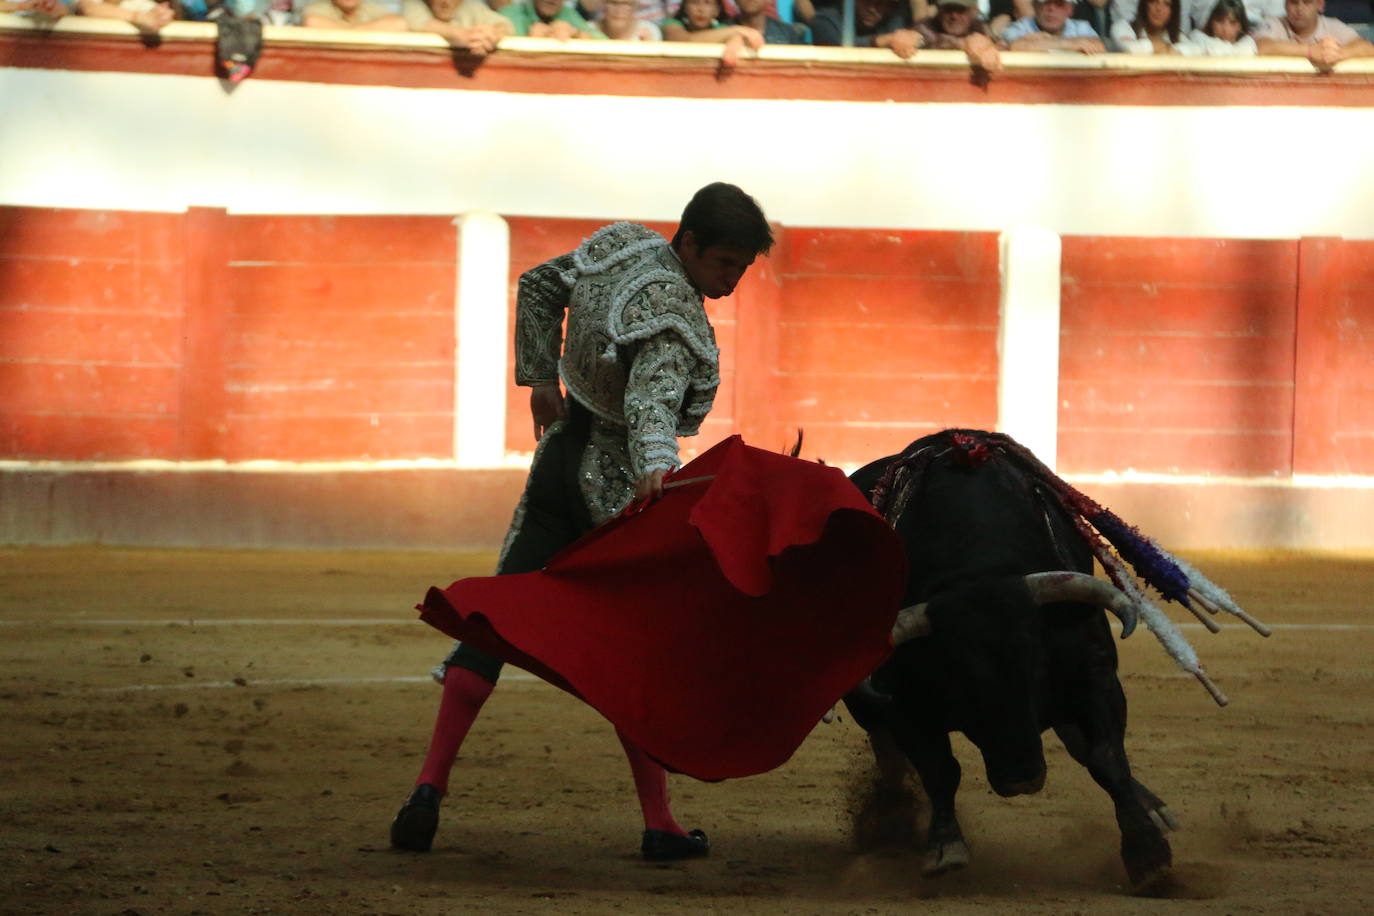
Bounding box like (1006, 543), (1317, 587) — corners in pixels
(4, 65), (1374, 239)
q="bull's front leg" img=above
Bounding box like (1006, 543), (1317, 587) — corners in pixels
(894, 725), (968, 876)
(1054, 712), (1171, 892)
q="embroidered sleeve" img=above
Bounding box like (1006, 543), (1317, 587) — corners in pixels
(514, 253), (576, 387)
(624, 331), (697, 479)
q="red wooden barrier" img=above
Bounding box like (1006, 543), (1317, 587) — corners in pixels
(0, 207), (183, 459)
(775, 228), (1000, 464)
(3, 206), (1372, 477)
(1060, 236), (1299, 476)
(220, 214), (456, 461)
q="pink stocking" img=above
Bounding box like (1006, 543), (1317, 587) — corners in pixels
(415, 667), (496, 794)
(617, 727), (686, 836)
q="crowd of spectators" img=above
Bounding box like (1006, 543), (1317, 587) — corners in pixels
(4, 0), (1372, 70)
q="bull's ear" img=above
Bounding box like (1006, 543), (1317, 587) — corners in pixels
(891, 602), (932, 645)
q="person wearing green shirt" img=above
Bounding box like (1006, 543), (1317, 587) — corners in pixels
(501, 0), (607, 36)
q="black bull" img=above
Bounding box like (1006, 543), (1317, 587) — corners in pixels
(843, 430), (1176, 892)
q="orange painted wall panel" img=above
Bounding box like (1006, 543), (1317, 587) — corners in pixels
(0, 207), (186, 459)
(3, 207), (1372, 477)
(222, 414), (453, 462)
(781, 275), (1001, 327)
(0, 259), (174, 314)
(229, 264), (453, 317)
(788, 424), (956, 466)
(224, 367), (451, 417)
(1060, 379), (1293, 430)
(785, 229), (1000, 280)
(769, 229), (1001, 466)
(1330, 245), (1374, 468)
(0, 413), (179, 459)
(778, 375), (997, 426)
(1059, 332), (1295, 382)
(217, 215), (457, 459)
(1061, 237), (1299, 287)
(0, 363), (180, 415)
(0, 308), (183, 365)
(1291, 238), (1374, 475)
(1062, 429), (1293, 476)
(227, 215), (457, 264)
(1061, 283), (1297, 337)
(227, 312), (452, 367)
(780, 325), (998, 378)
(1059, 236), (1300, 475)
(0, 207), (181, 261)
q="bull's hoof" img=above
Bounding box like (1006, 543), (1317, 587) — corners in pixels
(922, 839), (970, 877)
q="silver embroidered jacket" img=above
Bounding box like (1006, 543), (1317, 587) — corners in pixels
(514, 222), (720, 522)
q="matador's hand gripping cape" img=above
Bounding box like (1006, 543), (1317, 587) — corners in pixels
(419, 436), (907, 781)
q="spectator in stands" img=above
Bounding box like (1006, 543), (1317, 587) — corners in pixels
(915, 0), (1004, 68)
(404, 0), (511, 51)
(810, 0), (909, 48)
(1186, 0), (1258, 52)
(598, 0), (661, 35)
(502, 0), (606, 35)
(1254, 0), (1374, 66)
(262, 0), (294, 24)
(1182, 0), (1280, 31)
(988, 0), (1034, 37)
(302, 0), (408, 28)
(732, 0), (810, 42)
(1110, 0), (1187, 50)
(76, 0), (176, 31)
(860, 3), (923, 56)
(581, 0), (673, 22)
(1, 0), (69, 16)
(662, 0), (765, 63)
(1002, 0), (1107, 49)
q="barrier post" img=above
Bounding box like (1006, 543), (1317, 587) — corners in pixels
(453, 211), (510, 468)
(998, 226), (1062, 469)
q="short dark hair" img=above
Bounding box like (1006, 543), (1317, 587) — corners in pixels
(1204, 0), (1250, 35)
(671, 182), (773, 255)
(673, 0), (722, 30)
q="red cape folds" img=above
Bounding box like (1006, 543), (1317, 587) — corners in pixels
(419, 435), (907, 781)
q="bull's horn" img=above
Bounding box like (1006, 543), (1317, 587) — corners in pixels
(1024, 571), (1138, 639)
(891, 602), (932, 645)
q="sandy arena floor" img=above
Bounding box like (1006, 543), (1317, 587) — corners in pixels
(1, 546), (1372, 915)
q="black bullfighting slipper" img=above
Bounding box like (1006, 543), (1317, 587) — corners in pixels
(390, 783), (442, 852)
(641, 828), (710, 861)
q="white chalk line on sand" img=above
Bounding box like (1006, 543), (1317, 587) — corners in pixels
(5, 620), (1366, 696)
(81, 672), (537, 693)
(62, 666), (1277, 695)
